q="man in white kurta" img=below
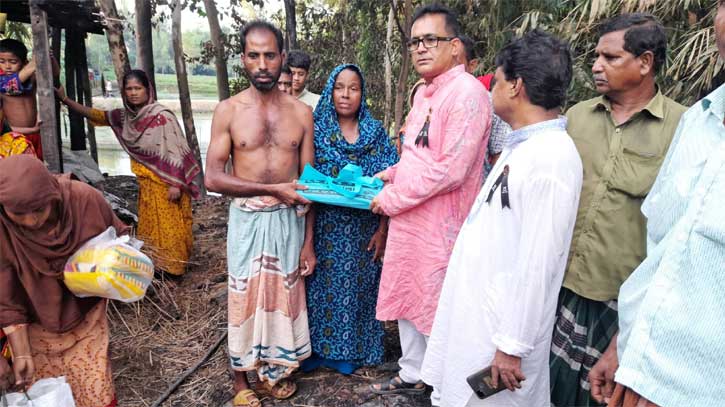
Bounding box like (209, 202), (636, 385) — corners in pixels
(421, 30), (583, 407)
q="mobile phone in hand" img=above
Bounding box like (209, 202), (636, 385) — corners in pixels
(466, 366), (506, 399)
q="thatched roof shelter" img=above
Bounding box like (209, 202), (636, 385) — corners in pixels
(1, 0), (105, 172)
(0, 0), (104, 34)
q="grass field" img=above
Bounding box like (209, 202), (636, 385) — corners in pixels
(99, 71), (220, 99)
(154, 73), (219, 98)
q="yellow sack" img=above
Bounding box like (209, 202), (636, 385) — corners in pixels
(63, 227), (154, 303)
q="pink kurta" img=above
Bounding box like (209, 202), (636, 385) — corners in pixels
(376, 65), (491, 335)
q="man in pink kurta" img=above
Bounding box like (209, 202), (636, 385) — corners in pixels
(370, 4), (491, 404)
(376, 64), (489, 329)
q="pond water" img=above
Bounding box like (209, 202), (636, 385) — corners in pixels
(61, 113), (213, 176)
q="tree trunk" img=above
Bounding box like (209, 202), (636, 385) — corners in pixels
(393, 0), (412, 135)
(383, 5), (394, 131)
(340, 0), (347, 50)
(134, 0), (155, 87)
(29, 1), (62, 172)
(283, 0), (298, 50)
(98, 0), (131, 89)
(171, 0), (206, 196)
(203, 0), (230, 100)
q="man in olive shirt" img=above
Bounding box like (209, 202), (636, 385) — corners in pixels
(549, 14), (687, 407)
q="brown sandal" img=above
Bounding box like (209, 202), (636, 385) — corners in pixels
(260, 378), (297, 400)
(232, 389), (261, 407)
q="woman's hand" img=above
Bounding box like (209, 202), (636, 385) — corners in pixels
(367, 225), (388, 262)
(5, 325), (32, 390)
(299, 242), (317, 277)
(11, 356), (34, 390)
(167, 186), (182, 202)
(55, 85), (67, 103)
(0, 357), (14, 390)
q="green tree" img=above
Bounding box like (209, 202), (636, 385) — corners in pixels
(224, 0), (723, 127)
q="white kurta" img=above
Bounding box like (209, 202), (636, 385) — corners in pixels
(420, 118), (583, 407)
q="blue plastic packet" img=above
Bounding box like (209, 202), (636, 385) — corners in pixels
(298, 163), (384, 210)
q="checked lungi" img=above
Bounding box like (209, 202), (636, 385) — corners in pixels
(550, 287), (619, 407)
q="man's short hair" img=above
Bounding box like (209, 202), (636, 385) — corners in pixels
(281, 64), (292, 75)
(411, 3), (461, 37)
(458, 34), (476, 63)
(0, 39), (28, 63)
(286, 50), (312, 71)
(598, 13), (667, 73)
(495, 29), (572, 110)
(240, 20), (284, 54)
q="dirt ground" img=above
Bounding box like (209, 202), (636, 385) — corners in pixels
(98, 176), (433, 407)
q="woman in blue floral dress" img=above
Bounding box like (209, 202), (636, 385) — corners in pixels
(303, 64), (399, 374)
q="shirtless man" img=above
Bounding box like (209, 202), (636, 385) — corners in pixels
(204, 20), (315, 407)
(0, 39), (58, 160)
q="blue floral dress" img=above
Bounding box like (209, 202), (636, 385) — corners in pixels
(303, 64), (399, 374)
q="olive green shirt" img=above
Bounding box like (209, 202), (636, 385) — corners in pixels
(563, 90), (687, 301)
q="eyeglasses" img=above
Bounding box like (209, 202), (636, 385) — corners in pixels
(407, 35), (455, 52)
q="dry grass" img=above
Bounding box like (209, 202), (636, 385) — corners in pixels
(100, 183), (426, 407)
(108, 195), (233, 407)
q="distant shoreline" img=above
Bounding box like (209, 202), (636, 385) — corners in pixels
(91, 97), (218, 114)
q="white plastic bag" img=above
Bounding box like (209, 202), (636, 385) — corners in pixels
(2, 377), (76, 407)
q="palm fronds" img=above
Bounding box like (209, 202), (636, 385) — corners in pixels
(1, 21), (31, 43)
(458, 0), (722, 105)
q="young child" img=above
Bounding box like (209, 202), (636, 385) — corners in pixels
(0, 38), (53, 160)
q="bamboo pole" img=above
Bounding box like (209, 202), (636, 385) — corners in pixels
(66, 29), (86, 151)
(51, 26), (62, 148)
(78, 34), (98, 163)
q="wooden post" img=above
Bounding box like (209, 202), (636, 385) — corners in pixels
(75, 39), (86, 109)
(29, 1), (62, 172)
(51, 27), (62, 147)
(171, 0), (206, 196)
(135, 0), (156, 87)
(98, 0), (131, 89)
(66, 29), (86, 151)
(78, 34), (98, 163)
(203, 0), (230, 100)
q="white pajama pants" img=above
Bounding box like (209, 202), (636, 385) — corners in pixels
(398, 319), (441, 406)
